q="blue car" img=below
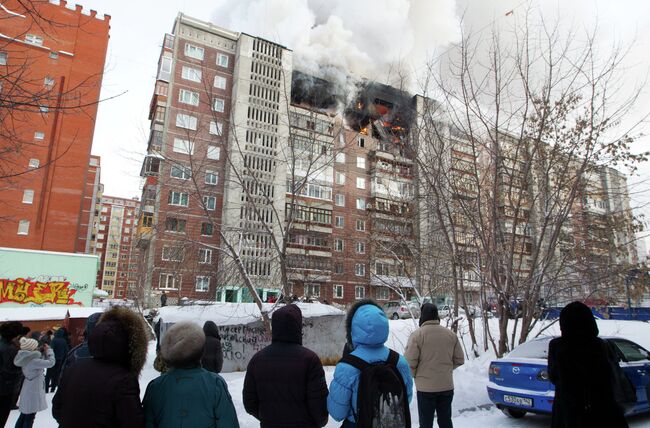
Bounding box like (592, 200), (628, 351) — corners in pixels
(487, 336), (650, 418)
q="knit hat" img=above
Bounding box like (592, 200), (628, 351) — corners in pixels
(161, 321), (206, 368)
(419, 303), (439, 326)
(19, 337), (38, 351)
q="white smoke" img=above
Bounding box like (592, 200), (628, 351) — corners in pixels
(210, 0), (461, 90)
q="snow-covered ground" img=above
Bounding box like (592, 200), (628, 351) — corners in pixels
(8, 317), (650, 427)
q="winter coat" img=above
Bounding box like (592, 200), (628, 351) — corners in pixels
(201, 321), (223, 374)
(51, 329), (69, 362)
(548, 302), (628, 428)
(0, 337), (22, 397)
(53, 307), (148, 428)
(243, 305), (329, 428)
(60, 312), (102, 374)
(404, 319), (464, 392)
(328, 300), (413, 423)
(143, 367), (239, 428)
(14, 348), (55, 414)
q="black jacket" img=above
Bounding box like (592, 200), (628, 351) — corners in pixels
(53, 307), (148, 428)
(0, 337), (21, 397)
(201, 321), (223, 374)
(243, 305), (328, 428)
(548, 302), (628, 428)
(51, 329), (69, 361)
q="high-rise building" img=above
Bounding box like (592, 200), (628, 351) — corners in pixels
(0, 1), (110, 252)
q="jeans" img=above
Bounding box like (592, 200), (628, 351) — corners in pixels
(417, 390), (454, 428)
(0, 393), (13, 427)
(14, 413), (35, 428)
(45, 360), (62, 393)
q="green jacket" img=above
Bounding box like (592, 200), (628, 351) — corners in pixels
(143, 367), (239, 428)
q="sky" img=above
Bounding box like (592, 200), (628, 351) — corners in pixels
(77, 0), (650, 247)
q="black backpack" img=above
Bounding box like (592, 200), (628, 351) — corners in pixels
(340, 349), (411, 428)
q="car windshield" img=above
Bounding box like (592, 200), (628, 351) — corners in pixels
(612, 339), (650, 362)
(507, 339), (551, 359)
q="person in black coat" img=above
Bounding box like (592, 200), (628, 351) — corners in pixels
(548, 301), (628, 428)
(243, 304), (329, 428)
(52, 307), (149, 428)
(46, 328), (69, 393)
(0, 321), (24, 425)
(201, 321), (223, 374)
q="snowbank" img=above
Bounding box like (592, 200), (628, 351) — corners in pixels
(0, 307), (69, 321)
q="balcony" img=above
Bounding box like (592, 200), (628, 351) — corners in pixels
(370, 275), (416, 289)
(140, 155), (163, 178)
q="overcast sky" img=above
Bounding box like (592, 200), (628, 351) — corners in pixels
(77, 0), (650, 245)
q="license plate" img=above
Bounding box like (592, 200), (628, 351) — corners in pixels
(503, 395), (533, 407)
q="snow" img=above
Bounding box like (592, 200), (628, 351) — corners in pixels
(6, 316), (650, 427)
(156, 302), (344, 326)
(67, 307), (104, 318)
(0, 307), (68, 322)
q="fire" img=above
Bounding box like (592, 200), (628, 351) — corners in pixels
(360, 126), (369, 135)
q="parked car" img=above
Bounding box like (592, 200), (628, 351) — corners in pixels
(382, 301), (420, 320)
(487, 336), (650, 419)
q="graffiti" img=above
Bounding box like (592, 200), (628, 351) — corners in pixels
(218, 324), (271, 361)
(0, 278), (82, 305)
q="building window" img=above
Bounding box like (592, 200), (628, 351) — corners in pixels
(25, 34), (43, 46)
(97, 234), (105, 240)
(355, 263), (366, 277)
(0, 52), (6, 65)
(201, 222), (213, 236)
(39, 105), (49, 114)
(28, 159), (39, 168)
(199, 248), (212, 264)
(336, 153), (345, 163)
(335, 263), (344, 274)
(181, 66), (202, 82)
(162, 246), (184, 262)
(22, 189), (34, 204)
(356, 198), (366, 210)
(335, 172), (345, 185)
(214, 75), (226, 89)
(170, 164), (191, 180)
(333, 284), (344, 299)
(209, 121), (223, 136)
(357, 157), (366, 169)
(34, 131), (45, 140)
(96, 243), (103, 249)
(334, 239), (344, 252)
(358, 137), (365, 148)
(195, 276), (210, 292)
(356, 177), (365, 189)
(184, 43), (204, 60)
(335, 194), (345, 207)
(168, 191), (189, 207)
(335, 216), (344, 228)
(356, 242), (365, 254)
(213, 98), (225, 112)
(207, 145), (221, 160)
(217, 53), (229, 68)
(355, 285), (366, 299)
(176, 114), (197, 130)
(159, 273), (180, 290)
(44, 76), (55, 88)
(173, 138), (195, 155)
(17, 220), (29, 235)
(376, 287), (390, 300)
(205, 170), (218, 185)
(305, 283), (320, 297)
(356, 219), (366, 231)
(179, 89), (199, 106)
(203, 196), (217, 211)
(49, 51), (58, 59)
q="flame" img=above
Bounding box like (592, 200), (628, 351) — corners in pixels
(360, 126), (369, 135)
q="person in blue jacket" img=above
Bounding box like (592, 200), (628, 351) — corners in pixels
(328, 299), (413, 427)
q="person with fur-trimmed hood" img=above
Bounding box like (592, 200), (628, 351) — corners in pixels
(52, 307), (149, 428)
(328, 299), (413, 427)
(13, 337), (55, 428)
(59, 312), (102, 375)
(243, 304), (329, 428)
(143, 321), (239, 427)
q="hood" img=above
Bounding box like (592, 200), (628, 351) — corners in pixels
(84, 312), (102, 339)
(92, 307), (148, 376)
(161, 322), (205, 368)
(203, 321), (221, 339)
(559, 301), (598, 339)
(54, 328), (67, 339)
(271, 305), (302, 344)
(0, 321), (23, 341)
(14, 350), (42, 367)
(348, 300), (388, 348)
(419, 303), (439, 326)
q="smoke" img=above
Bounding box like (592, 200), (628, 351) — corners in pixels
(210, 0), (461, 91)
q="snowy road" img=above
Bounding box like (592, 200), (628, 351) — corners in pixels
(7, 317), (650, 427)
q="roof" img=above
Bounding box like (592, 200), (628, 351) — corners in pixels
(67, 307), (104, 318)
(0, 307), (69, 322)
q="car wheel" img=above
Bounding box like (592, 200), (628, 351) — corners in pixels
(392, 313), (399, 320)
(501, 408), (527, 419)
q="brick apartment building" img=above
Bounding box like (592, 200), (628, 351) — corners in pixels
(0, 1), (110, 253)
(94, 196), (140, 299)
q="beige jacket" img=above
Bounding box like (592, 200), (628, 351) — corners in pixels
(404, 320), (464, 393)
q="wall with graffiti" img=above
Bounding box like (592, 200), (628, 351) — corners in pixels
(0, 247), (98, 307)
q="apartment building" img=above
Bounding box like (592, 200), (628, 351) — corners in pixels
(0, 1), (110, 252)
